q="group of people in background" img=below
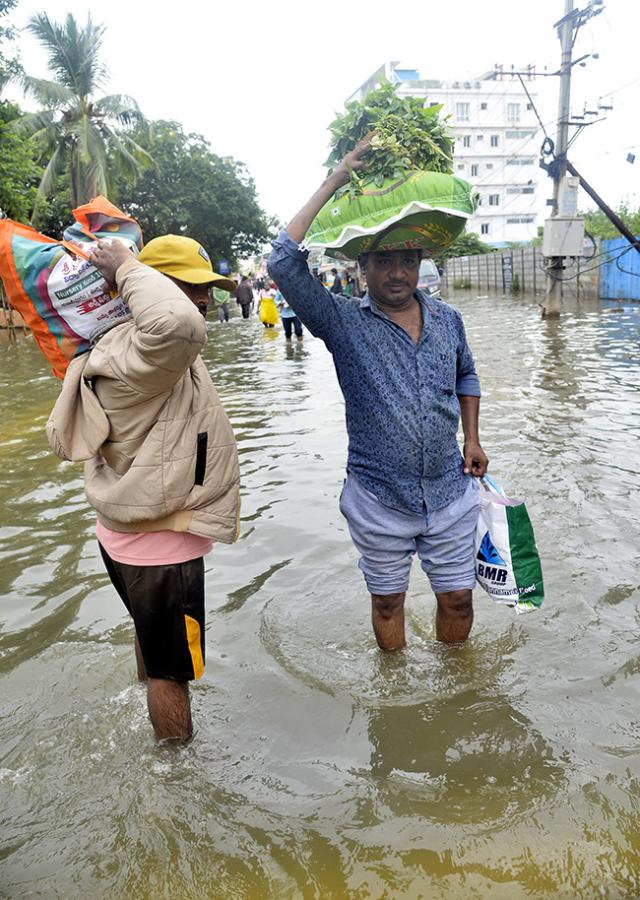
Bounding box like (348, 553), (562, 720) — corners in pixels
(210, 272), (304, 341)
(212, 267), (362, 343)
(315, 267), (361, 299)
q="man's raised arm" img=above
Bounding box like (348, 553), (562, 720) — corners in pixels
(286, 137), (371, 243)
(267, 139), (371, 341)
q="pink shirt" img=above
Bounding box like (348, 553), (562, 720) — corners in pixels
(96, 521), (213, 566)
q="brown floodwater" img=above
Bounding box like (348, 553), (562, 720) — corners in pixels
(1, 292), (639, 899)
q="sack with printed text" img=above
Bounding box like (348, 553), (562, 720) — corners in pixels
(0, 196), (142, 379)
(306, 171), (477, 260)
(305, 80), (477, 259)
(475, 476), (544, 613)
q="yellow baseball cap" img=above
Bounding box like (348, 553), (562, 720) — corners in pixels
(138, 234), (237, 292)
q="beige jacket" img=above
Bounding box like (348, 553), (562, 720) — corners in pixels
(46, 258), (240, 543)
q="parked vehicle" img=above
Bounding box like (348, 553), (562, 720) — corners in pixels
(417, 258), (442, 296)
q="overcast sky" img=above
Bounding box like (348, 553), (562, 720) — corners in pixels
(6, 0), (639, 226)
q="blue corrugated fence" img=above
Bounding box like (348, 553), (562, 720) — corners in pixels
(600, 235), (640, 300)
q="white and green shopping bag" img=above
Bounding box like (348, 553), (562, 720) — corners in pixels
(475, 476), (544, 612)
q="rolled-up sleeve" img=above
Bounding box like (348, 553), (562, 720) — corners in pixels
(267, 229), (342, 345)
(454, 309), (481, 397)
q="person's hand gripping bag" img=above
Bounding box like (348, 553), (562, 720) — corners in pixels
(475, 475), (544, 613)
(0, 196), (142, 379)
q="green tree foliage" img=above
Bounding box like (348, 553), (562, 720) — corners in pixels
(580, 203), (640, 240)
(434, 230), (492, 266)
(0, 100), (41, 220)
(0, 0), (21, 92)
(32, 176), (72, 237)
(325, 80), (454, 198)
(0, 1), (51, 225)
(16, 11), (152, 211)
(113, 120), (271, 268)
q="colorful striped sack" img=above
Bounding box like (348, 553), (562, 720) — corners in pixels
(0, 196), (142, 379)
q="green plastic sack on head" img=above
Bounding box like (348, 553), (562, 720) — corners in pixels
(305, 171), (478, 260)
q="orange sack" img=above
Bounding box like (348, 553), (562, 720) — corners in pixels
(0, 196), (143, 378)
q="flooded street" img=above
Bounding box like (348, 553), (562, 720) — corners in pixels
(1, 291), (639, 899)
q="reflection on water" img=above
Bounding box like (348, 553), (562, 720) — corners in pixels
(367, 689), (565, 826)
(1, 298), (640, 898)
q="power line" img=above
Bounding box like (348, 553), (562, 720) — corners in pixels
(517, 73), (551, 140)
(463, 93), (569, 191)
(583, 142), (638, 159)
(542, 241), (639, 282)
(598, 75), (640, 100)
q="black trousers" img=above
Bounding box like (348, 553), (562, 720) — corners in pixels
(99, 544), (205, 681)
(283, 316), (303, 338)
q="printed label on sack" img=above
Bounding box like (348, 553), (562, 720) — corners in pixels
(477, 531), (509, 585)
(476, 528), (519, 600)
(47, 241), (132, 339)
(476, 532), (539, 601)
(475, 487), (544, 612)
(477, 562), (508, 585)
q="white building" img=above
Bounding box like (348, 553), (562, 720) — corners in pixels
(347, 62), (543, 247)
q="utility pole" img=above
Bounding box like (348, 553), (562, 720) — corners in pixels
(541, 0), (605, 317)
(543, 0), (575, 318)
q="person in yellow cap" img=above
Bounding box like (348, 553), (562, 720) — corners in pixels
(47, 235), (240, 743)
(138, 234), (237, 317)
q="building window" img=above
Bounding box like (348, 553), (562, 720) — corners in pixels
(489, 194), (500, 206)
(481, 224), (490, 234)
(457, 163), (465, 171)
(526, 103), (533, 110)
(506, 158), (536, 166)
(471, 164), (478, 177)
(476, 134), (484, 141)
(507, 103), (520, 123)
(506, 186), (535, 194)
(477, 197), (483, 206)
(462, 135), (471, 147)
(490, 135), (499, 147)
(506, 216), (535, 224)
(486, 163), (493, 170)
(480, 103), (488, 110)
(455, 102), (470, 122)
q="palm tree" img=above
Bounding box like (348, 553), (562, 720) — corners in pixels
(16, 12), (153, 212)
(0, 0), (21, 95)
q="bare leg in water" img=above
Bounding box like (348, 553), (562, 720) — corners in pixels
(371, 592), (406, 650)
(134, 634), (192, 742)
(370, 588), (473, 650)
(434, 589), (474, 643)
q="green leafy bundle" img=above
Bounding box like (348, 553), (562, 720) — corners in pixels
(325, 80), (454, 199)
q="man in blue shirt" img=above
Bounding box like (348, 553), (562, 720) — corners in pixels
(268, 139), (488, 651)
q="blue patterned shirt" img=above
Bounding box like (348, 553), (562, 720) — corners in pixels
(268, 229), (481, 515)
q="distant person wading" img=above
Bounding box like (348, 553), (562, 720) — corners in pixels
(276, 287), (304, 341)
(236, 275), (254, 318)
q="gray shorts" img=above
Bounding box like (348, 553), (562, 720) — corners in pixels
(339, 475), (480, 596)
